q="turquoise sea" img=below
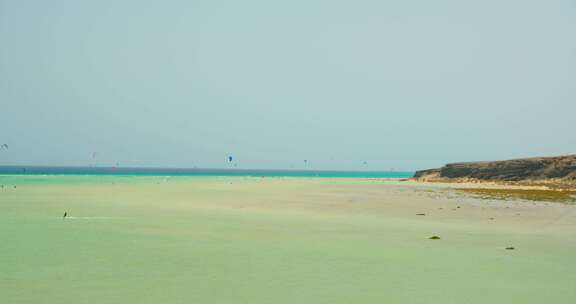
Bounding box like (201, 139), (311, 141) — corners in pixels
(0, 166), (414, 179)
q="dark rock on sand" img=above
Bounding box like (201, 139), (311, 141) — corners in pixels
(414, 154), (576, 187)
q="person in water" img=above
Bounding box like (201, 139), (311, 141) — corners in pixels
(63, 212), (67, 219)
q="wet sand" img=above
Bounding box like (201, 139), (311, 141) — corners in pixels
(1, 176), (575, 303)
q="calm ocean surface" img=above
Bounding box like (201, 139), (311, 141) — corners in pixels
(0, 166), (413, 179)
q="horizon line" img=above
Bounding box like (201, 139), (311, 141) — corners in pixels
(0, 165), (415, 174)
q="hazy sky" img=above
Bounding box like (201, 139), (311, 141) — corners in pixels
(1, 0), (575, 170)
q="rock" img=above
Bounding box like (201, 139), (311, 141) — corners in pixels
(429, 236), (441, 240)
(506, 247), (515, 250)
(413, 168), (441, 181)
(416, 213), (426, 216)
(413, 154), (576, 187)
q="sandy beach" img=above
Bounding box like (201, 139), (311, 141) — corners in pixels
(1, 176), (576, 303)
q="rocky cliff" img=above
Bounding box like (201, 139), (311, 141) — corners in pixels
(414, 155), (576, 187)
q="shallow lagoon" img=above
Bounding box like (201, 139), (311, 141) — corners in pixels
(2, 176), (575, 303)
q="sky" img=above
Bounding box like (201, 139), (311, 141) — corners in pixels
(1, 0), (575, 171)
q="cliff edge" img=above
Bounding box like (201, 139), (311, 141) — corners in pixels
(414, 155), (576, 188)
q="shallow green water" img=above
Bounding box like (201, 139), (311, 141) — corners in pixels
(1, 176), (575, 303)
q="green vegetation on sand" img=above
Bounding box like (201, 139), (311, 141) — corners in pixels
(458, 188), (576, 203)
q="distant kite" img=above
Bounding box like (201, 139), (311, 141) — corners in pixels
(228, 156), (233, 162)
(1, 144), (8, 150)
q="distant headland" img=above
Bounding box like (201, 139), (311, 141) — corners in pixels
(414, 155), (576, 189)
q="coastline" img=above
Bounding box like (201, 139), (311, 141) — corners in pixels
(405, 178), (576, 191)
(404, 179), (576, 204)
(411, 154), (576, 191)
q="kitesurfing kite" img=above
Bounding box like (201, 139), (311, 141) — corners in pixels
(0, 144), (8, 150)
(228, 156), (233, 162)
